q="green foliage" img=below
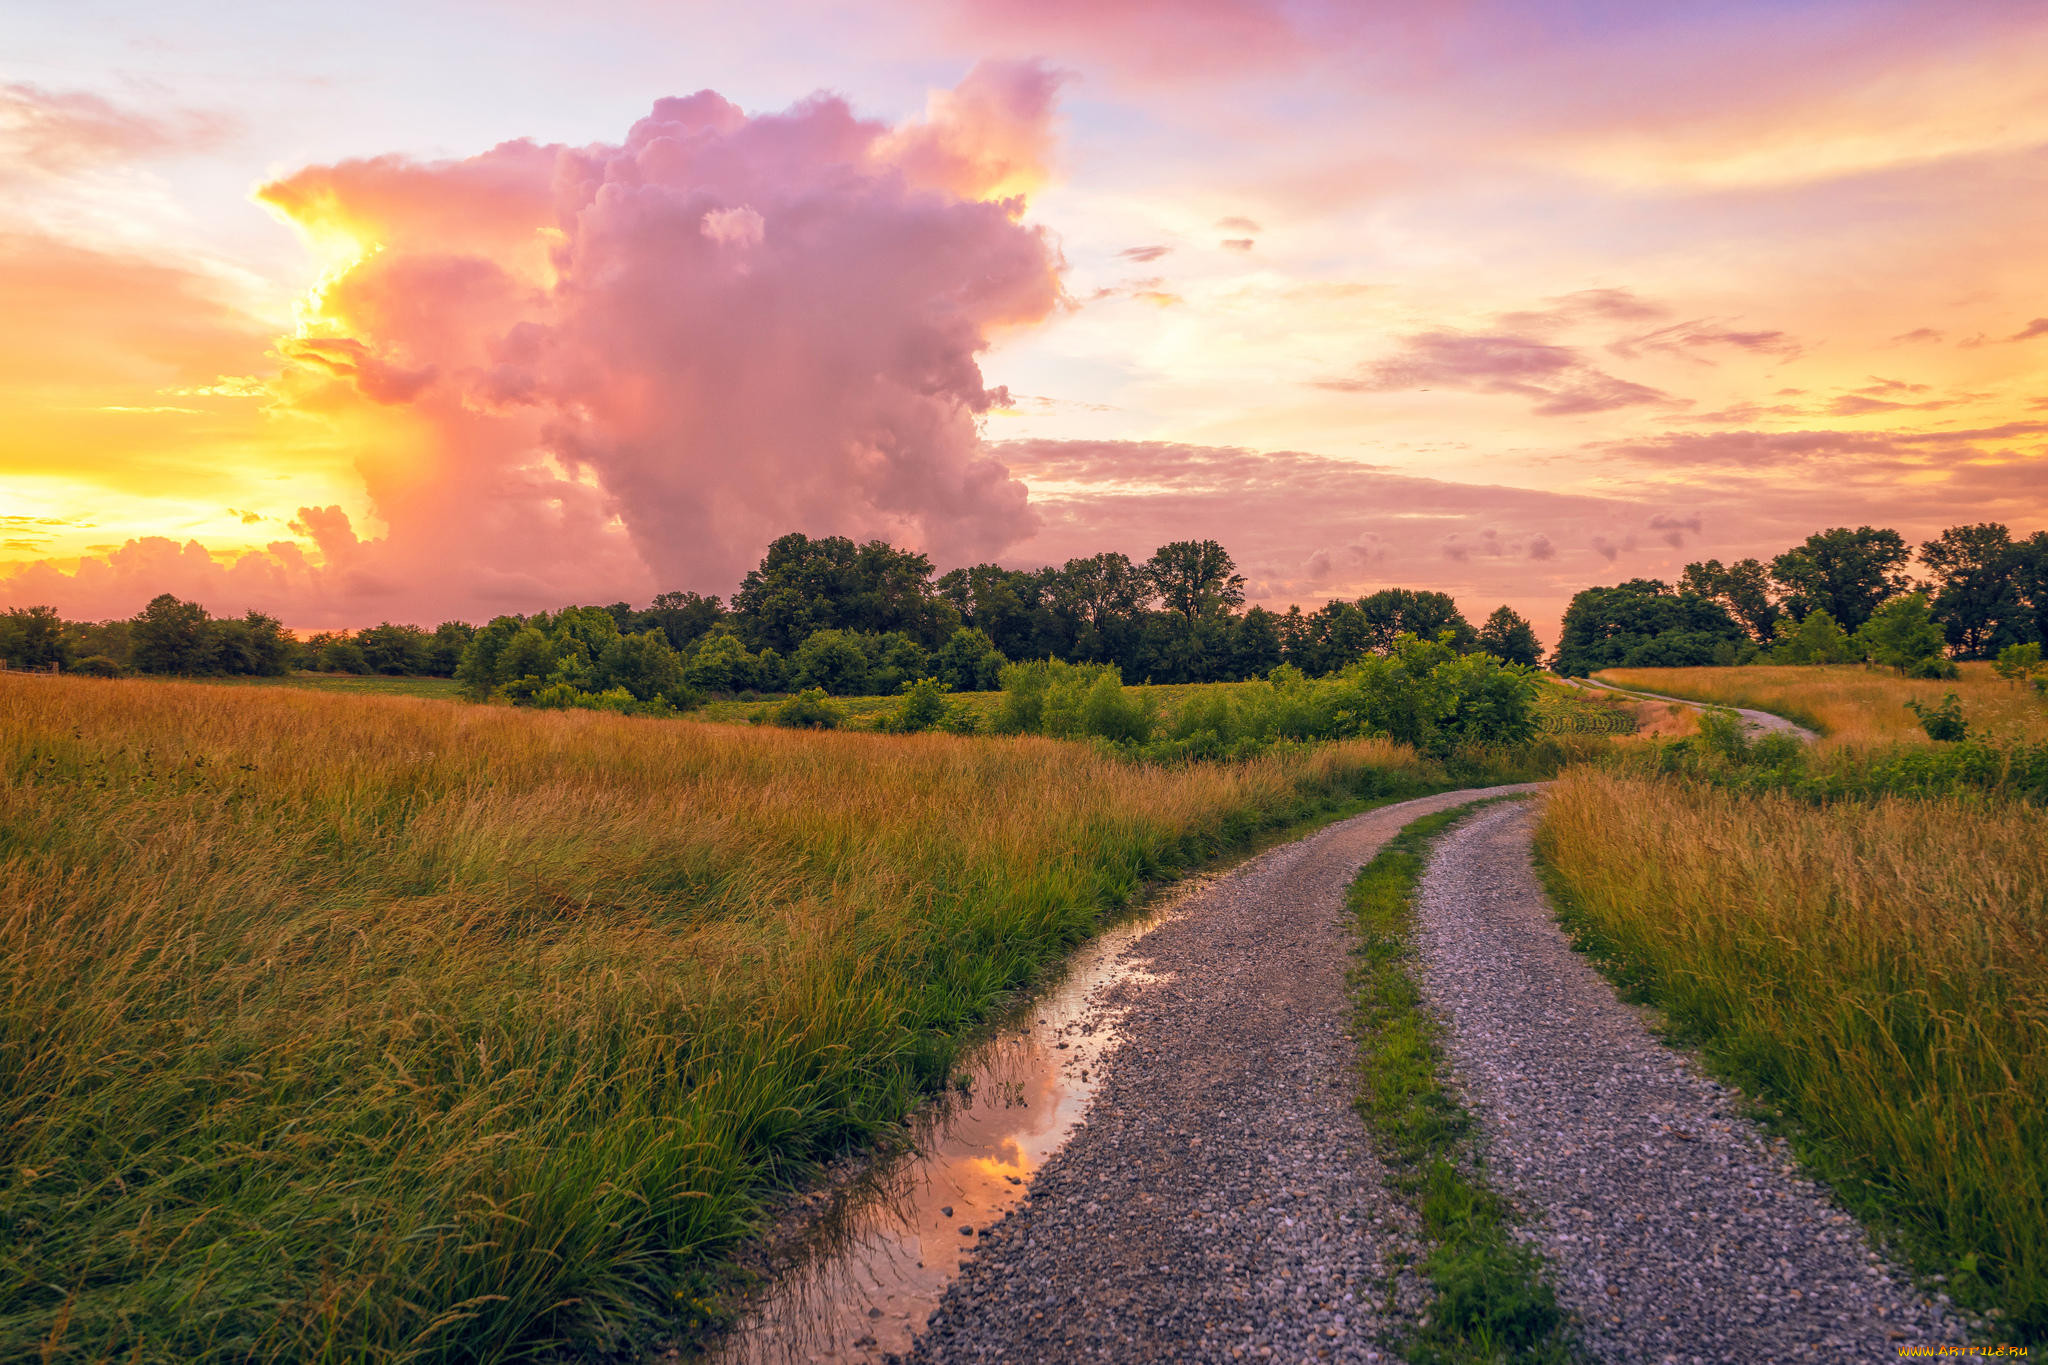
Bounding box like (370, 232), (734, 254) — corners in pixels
(1348, 806), (1573, 1365)
(1854, 593), (1946, 674)
(67, 654), (123, 678)
(1769, 525), (1914, 633)
(767, 686), (845, 729)
(931, 626), (1006, 692)
(1551, 578), (1745, 675)
(1475, 605), (1542, 667)
(130, 593), (213, 674)
(1770, 607), (1859, 664)
(1681, 557), (1782, 641)
(1905, 692), (1968, 742)
(0, 606), (68, 670)
(878, 677), (961, 734)
(456, 609), (699, 712)
(1994, 642), (2044, 687)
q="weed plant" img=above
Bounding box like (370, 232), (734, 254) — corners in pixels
(1536, 770), (2048, 1341)
(1349, 805), (1573, 1365)
(1, 674), (1494, 1362)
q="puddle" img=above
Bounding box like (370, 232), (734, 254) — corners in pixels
(701, 877), (1209, 1364)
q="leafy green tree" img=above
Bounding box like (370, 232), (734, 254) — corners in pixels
(497, 626), (557, 686)
(1227, 606), (1286, 679)
(1769, 527), (1912, 632)
(1771, 609), (1859, 664)
(1905, 693), (1967, 742)
(1680, 558), (1781, 641)
(1550, 579), (1743, 675)
(1993, 641), (2043, 687)
(1357, 589), (1476, 654)
(931, 626), (1006, 692)
(639, 591), (725, 650)
(130, 594), (214, 674)
(865, 632), (930, 697)
(0, 606), (69, 670)
(594, 629), (690, 703)
(455, 616), (525, 698)
(428, 622), (475, 676)
(1855, 593), (1946, 674)
(1476, 606), (1542, 667)
(1146, 540), (1246, 623)
(1919, 522), (2027, 658)
(790, 629), (870, 695)
(734, 533), (956, 651)
(683, 632), (763, 693)
(767, 687), (844, 729)
(357, 623), (431, 675)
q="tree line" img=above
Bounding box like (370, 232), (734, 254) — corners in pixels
(3, 534), (1547, 712)
(1553, 523), (2048, 676)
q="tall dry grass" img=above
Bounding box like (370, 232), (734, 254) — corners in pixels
(1597, 662), (2048, 745)
(1537, 769), (2048, 1339)
(0, 675), (1447, 1362)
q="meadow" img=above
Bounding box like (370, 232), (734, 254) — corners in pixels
(1, 673), (1514, 1363)
(1538, 762), (2048, 1339)
(1596, 662), (2048, 744)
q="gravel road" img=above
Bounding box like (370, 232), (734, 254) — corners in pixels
(1413, 801), (1971, 1363)
(1571, 677), (1816, 740)
(900, 786), (1538, 1365)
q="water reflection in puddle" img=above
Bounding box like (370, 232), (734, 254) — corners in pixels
(704, 878), (1209, 1364)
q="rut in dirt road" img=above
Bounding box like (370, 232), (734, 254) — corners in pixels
(1413, 802), (1969, 1364)
(900, 785), (1538, 1365)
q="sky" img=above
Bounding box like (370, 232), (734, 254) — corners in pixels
(3, 0), (2045, 639)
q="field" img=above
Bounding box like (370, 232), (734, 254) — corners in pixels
(1, 674), (1474, 1363)
(196, 670), (464, 701)
(1595, 662), (2048, 745)
(1537, 766), (2048, 1338)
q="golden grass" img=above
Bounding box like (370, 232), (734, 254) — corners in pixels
(1597, 662), (2048, 746)
(1537, 769), (2048, 1338)
(1, 674), (1446, 1362)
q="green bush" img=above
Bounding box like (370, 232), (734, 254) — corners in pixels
(769, 687), (845, 729)
(1905, 692), (1968, 742)
(67, 655), (123, 678)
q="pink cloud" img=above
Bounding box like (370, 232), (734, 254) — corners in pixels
(0, 83), (232, 179)
(1318, 331), (1676, 416)
(3, 66), (1066, 626)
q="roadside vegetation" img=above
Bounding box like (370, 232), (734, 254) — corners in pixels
(1536, 771), (2047, 1342)
(1349, 804), (1572, 1365)
(0, 673), (1580, 1363)
(1595, 662), (2048, 745)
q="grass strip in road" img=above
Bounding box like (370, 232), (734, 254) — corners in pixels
(1348, 802), (1576, 1365)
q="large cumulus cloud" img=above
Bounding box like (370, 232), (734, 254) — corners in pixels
(5, 64), (1064, 623)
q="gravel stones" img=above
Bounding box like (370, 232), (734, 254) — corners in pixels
(1412, 801), (1971, 1364)
(902, 787), (1538, 1364)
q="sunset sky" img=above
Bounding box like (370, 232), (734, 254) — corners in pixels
(4, 0), (2045, 637)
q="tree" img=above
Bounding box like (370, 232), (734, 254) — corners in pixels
(0, 606), (69, 670)
(1550, 579), (1744, 675)
(1680, 558), (1780, 641)
(1476, 606), (1542, 667)
(1357, 589), (1477, 654)
(790, 629), (870, 695)
(131, 594), (213, 674)
(428, 622), (475, 676)
(1855, 593), (1945, 673)
(931, 627), (1006, 692)
(640, 591), (725, 650)
(1771, 609), (1858, 664)
(357, 622), (431, 675)
(1769, 527), (1912, 632)
(1919, 523), (2026, 659)
(1993, 641), (2042, 687)
(594, 629), (688, 702)
(1227, 607), (1286, 679)
(1146, 540), (1245, 623)
(733, 533), (955, 651)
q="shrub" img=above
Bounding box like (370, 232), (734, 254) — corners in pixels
(1905, 692), (1968, 742)
(769, 687), (845, 729)
(1994, 642), (2043, 688)
(67, 654), (124, 678)
(1907, 656), (1960, 680)
(880, 677), (954, 734)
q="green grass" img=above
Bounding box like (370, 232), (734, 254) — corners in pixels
(687, 679), (1259, 728)
(3, 674), (1478, 1363)
(196, 670), (463, 700)
(1348, 803), (1575, 1365)
(1537, 769), (2047, 1344)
